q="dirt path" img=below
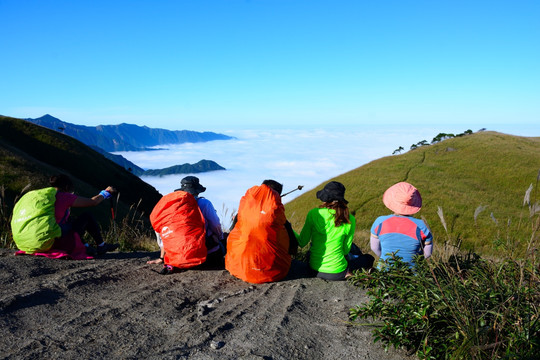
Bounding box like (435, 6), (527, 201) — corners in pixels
(0, 249), (408, 359)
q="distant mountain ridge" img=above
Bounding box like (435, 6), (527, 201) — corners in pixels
(89, 146), (145, 173)
(25, 114), (228, 175)
(90, 147), (225, 176)
(26, 114), (234, 151)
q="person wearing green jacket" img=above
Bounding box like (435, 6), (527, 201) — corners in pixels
(297, 181), (374, 280)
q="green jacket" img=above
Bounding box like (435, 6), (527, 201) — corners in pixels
(297, 207), (355, 273)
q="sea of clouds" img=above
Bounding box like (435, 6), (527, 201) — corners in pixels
(115, 127), (434, 219)
(114, 125), (536, 227)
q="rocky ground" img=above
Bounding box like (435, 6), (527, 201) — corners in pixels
(0, 249), (409, 359)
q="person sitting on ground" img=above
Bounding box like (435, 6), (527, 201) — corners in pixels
(225, 179), (296, 284)
(148, 176), (225, 272)
(51, 174), (119, 256)
(297, 181), (374, 281)
(370, 181), (433, 268)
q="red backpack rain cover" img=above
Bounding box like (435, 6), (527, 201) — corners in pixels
(150, 191), (207, 269)
(225, 184), (291, 283)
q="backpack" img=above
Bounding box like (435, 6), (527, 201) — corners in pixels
(11, 187), (62, 253)
(225, 184), (292, 284)
(150, 191), (207, 269)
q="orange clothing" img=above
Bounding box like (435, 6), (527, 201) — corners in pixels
(150, 191), (206, 269)
(225, 185), (291, 283)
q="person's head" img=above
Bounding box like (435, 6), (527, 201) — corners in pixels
(316, 181), (348, 204)
(179, 176), (206, 196)
(382, 182), (422, 216)
(262, 179), (283, 196)
(49, 174), (74, 192)
(316, 181), (350, 227)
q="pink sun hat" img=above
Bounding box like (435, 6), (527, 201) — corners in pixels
(382, 182), (422, 215)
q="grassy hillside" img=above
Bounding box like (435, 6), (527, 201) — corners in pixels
(0, 115), (163, 243)
(285, 131), (540, 256)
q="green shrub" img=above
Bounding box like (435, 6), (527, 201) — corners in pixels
(349, 254), (539, 359)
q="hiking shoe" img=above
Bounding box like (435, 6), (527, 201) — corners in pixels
(159, 264), (175, 275)
(97, 243), (119, 255)
(85, 246), (97, 257)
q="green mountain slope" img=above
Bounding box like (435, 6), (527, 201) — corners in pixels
(0, 115), (162, 227)
(285, 131), (540, 255)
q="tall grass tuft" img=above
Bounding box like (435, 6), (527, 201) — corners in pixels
(437, 206), (448, 236)
(487, 182), (540, 259)
(474, 205), (486, 225)
(219, 203), (237, 234)
(432, 207), (462, 261)
(0, 183), (32, 248)
(0, 185), (11, 248)
(101, 193), (156, 252)
(524, 183), (533, 206)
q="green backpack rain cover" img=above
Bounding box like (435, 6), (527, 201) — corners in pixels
(11, 187), (62, 253)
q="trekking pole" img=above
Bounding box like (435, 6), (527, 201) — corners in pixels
(281, 185), (304, 197)
(109, 192), (118, 241)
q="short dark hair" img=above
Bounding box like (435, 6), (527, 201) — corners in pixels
(49, 174), (74, 192)
(262, 179), (283, 195)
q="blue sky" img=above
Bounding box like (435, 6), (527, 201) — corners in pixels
(1, 0), (539, 132)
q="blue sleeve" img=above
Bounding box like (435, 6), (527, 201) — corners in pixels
(197, 198), (223, 239)
(416, 218), (433, 245)
(422, 226), (433, 245)
(370, 216), (384, 235)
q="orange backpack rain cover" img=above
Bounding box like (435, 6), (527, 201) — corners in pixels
(150, 191), (207, 269)
(225, 185), (291, 283)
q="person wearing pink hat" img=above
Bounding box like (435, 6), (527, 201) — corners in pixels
(370, 182), (433, 267)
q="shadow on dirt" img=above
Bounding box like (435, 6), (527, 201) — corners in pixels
(1, 288), (63, 314)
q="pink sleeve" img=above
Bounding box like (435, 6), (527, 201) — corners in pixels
(54, 192), (78, 223)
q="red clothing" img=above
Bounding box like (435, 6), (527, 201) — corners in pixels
(54, 192), (77, 224)
(52, 191), (90, 257)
